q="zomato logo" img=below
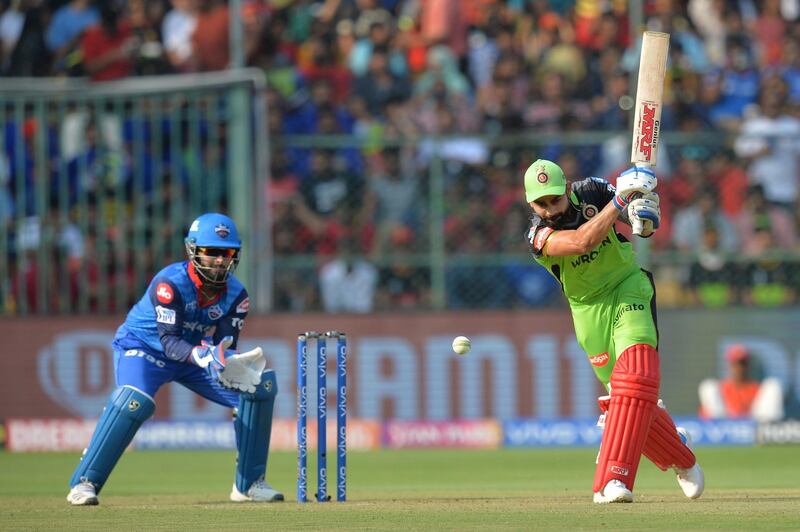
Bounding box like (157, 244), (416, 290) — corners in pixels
(589, 352), (609, 367)
(156, 283), (173, 303)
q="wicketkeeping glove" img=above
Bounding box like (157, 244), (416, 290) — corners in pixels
(218, 348), (266, 394)
(191, 336), (233, 384)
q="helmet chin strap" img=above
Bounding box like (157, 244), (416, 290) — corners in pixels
(185, 242), (238, 287)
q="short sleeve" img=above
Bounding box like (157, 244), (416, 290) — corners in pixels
(526, 215), (556, 258)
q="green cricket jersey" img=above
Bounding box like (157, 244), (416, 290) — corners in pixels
(526, 177), (658, 386)
(526, 177), (640, 303)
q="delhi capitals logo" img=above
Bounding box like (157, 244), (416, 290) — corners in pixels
(215, 223), (230, 238)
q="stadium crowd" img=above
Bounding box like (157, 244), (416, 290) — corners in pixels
(2, 0), (800, 312)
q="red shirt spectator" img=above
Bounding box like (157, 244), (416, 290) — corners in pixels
(81, 19), (134, 81)
(192, 3), (229, 71)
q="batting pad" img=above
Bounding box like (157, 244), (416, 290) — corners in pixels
(69, 386), (155, 492)
(642, 406), (696, 471)
(593, 344), (659, 493)
(235, 369), (278, 493)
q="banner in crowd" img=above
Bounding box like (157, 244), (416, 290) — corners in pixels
(1, 309), (798, 422)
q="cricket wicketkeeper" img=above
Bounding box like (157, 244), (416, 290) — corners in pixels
(524, 159), (704, 503)
(67, 213), (283, 505)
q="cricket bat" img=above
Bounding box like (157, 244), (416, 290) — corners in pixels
(630, 31), (670, 234)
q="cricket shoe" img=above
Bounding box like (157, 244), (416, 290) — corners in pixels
(675, 427), (704, 499)
(593, 479), (633, 504)
(67, 481), (99, 506)
(230, 476), (284, 502)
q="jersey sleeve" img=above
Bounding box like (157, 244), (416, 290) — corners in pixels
(526, 215), (556, 258)
(150, 278), (195, 362)
(580, 177), (631, 225)
(213, 288), (249, 350)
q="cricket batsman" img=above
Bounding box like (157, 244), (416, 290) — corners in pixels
(67, 213), (283, 505)
(524, 160), (704, 503)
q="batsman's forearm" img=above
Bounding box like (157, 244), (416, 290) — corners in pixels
(573, 201), (622, 251)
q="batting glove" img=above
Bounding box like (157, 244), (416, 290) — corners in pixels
(613, 166), (658, 210)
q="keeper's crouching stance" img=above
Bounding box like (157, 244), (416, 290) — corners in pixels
(523, 160), (704, 503)
(67, 213), (283, 505)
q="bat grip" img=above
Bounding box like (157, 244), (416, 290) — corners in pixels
(631, 163), (653, 236)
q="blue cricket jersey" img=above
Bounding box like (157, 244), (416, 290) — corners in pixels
(112, 261), (249, 361)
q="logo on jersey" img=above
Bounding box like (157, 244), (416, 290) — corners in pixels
(184, 300), (197, 312)
(156, 283), (173, 303)
(236, 297), (250, 314)
(612, 303), (646, 326)
(537, 172), (549, 184)
(589, 352), (609, 367)
(183, 321), (213, 333)
(215, 223), (230, 238)
(155, 305), (176, 324)
(570, 236), (612, 268)
(207, 304), (223, 320)
(582, 204), (598, 219)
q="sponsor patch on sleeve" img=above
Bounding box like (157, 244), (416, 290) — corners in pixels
(533, 226), (555, 253)
(156, 282), (174, 304)
(236, 297), (250, 314)
(155, 305), (176, 325)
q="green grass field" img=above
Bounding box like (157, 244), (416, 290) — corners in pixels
(1, 447), (799, 530)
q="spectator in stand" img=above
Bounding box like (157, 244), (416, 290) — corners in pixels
(0, 0), (25, 71)
(45, 0), (98, 74)
(319, 236), (377, 313)
(685, 225), (741, 307)
(740, 217), (799, 306)
(354, 47), (411, 116)
(192, 0), (228, 71)
(707, 149), (749, 218)
(736, 184), (797, 256)
(129, 0), (169, 76)
(162, 0), (198, 72)
(447, 219), (509, 309)
(347, 11), (400, 78)
(363, 147), (420, 255)
(699, 344), (784, 422)
(716, 35), (761, 121)
(4, 2), (49, 76)
(81, 2), (136, 82)
(752, 0), (787, 67)
(414, 44), (470, 103)
(734, 75), (800, 211)
(375, 225), (430, 310)
(476, 52), (527, 134)
(672, 187), (739, 253)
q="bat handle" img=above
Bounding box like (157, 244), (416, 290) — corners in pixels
(632, 217), (645, 236)
(630, 163), (654, 236)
